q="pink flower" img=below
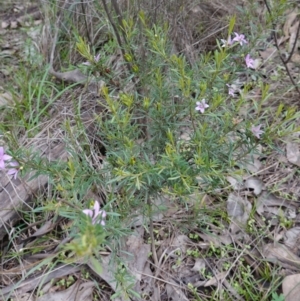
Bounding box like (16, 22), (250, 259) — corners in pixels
(226, 84), (236, 97)
(232, 32), (248, 46)
(251, 124), (264, 139)
(195, 99), (209, 113)
(220, 36), (233, 47)
(7, 161), (19, 180)
(245, 54), (255, 69)
(83, 201), (106, 225)
(0, 147), (12, 169)
(82, 53), (101, 66)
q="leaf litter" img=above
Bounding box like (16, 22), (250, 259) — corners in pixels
(1, 1), (300, 301)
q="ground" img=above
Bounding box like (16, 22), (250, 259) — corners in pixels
(1, 1), (300, 301)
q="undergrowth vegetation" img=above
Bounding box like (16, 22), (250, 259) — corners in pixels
(1, 0), (300, 300)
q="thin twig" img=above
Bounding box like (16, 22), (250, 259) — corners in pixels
(263, 0), (300, 95)
(147, 198), (159, 268)
(110, 0), (140, 70)
(100, 0), (138, 83)
(284, 17), (300, 64)
(110, 0), (141, 72)
(100, 0), (151, 140)
(80, 1), (92, 45)
(111, 0), (129, 46)
(100, 0), (124, 56)
(147, 197), (161, 299)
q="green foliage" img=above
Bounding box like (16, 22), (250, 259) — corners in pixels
(2, 1), (299, 300)
(76, 36), (93, 61)
(92, 12), (279, 215)
(271, 293), (285, 301)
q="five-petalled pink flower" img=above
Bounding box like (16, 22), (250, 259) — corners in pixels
(232, 32), (248, 46)
(195, 99), (209, 114)
(83, 201), (106, 225)
(221, 32), (248, 47)
(251, 124), (264, 139)
(245, 54), (255, 69)
(0, 147), (12, 170)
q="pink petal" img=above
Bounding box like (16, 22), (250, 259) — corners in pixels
(8, 161), (19, 168)
(3, 154), (12, 161)
(0, 160), (5, 169)
(7, 169), (15, 175)
(93, 201), (100, 215)
(94, 53), (100, 62)
(7, 168), (18, 179)
(83, 209), (93, 218)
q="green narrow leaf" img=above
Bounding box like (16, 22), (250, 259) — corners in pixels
(228, 15), (236, 36)
(89, 255), (103, 274)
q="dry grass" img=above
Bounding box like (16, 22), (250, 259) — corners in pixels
(1, 0), (300, 300)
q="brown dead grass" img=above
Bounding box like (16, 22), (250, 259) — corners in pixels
(42, 0), (245, 69)
(2, 0), (300, 301)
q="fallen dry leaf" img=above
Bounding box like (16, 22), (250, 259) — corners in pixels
(88, 255), (117, 290)
(244, 176), (264, 195)
(10, 293), (35, 301)
(166, 280), (189, 301)
(227, 193), (252, 234)
(284, 227), (300, 250)
(282, 273), (300, 301)
(253, 58), (262, 70)
(259, 47), (277, 60)
(227, 194), (248, 217)
(87, 255), (125, 301)
(120, 227), (153, 300)
(286, 133), (300, 167)
(291, 53), (300, 63)
(0, 265), (81, 298)
(263, 243), (300, 270)
(226, 175), (244, 191)
(242, 155), (262, 173)
(0, 91), (13, 106)
(88, 227), (153, 301)
(256, 192), (295, 215)
(36, 280), (94, 301)
(288, 19), (300, 53)
(172, 234), (189, 254)
(283, 10), (298, 39)
(1, 21), (10, 29)
(204, 271), (227, 287)
(192, 258), (206, 272)
(199, 230), (233, 248)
